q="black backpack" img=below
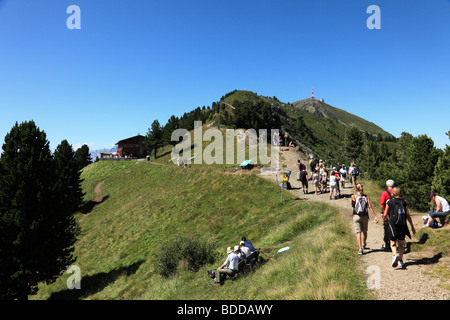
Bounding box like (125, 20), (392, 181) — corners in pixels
(391, 198), (407, 226)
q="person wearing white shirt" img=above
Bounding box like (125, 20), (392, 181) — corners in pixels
(423, 192), (450, 228)
(215, 246), (239, 284)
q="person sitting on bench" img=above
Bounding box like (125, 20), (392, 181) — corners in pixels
(215, 246), (239, 285)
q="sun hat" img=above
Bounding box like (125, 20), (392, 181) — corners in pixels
(227, 247), (233, 254)
(234, 245), (240, 252)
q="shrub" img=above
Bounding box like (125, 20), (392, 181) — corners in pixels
(154, 236), (215, 278)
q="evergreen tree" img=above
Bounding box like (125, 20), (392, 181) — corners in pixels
(359, 141), (380, 180)
(162, 115), (179, 147)
(145, 120), (163, 158)
(0, 121), (77, 300)
(431, 130), (450, 199)
(54, 139), (85, 215)
(402, 134), (441, 211)
(74, 144), (92, 170)
(344, 126), (363, 162)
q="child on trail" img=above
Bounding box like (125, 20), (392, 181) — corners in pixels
(329, 168), (339, 200)
(383, 187), (416, 269)
(313, 170), (320, 195)
(351, 184), (379, 254)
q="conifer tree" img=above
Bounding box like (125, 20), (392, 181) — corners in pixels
(162, 115), (179, 147)
(402, 134), (441, 211)
(145, 120), (163, 158)
(54, 139), (85, 215)
(0, 121), (77, 300)
(344, 126), (363, 162)
(431, 131), (450, 199)
(74, 144), (92, 170)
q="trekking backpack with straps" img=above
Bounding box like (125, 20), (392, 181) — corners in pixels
(391, 198), (407, 226)
(354, 194), (369, 215)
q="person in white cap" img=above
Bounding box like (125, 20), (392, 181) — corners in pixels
(239, 241), (251, 257)
(380, 179), (395, 251)
(215, 246), (239, 285)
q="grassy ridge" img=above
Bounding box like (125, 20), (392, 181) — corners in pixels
(32, 160), (370, 300)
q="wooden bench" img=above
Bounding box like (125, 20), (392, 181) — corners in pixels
(232, 250), (260, 280)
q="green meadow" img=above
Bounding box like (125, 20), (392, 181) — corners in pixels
(32, 159), (370, 300)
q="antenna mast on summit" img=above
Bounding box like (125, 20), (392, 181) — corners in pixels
(311, 86), (315, 100)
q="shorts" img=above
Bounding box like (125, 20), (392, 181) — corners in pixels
(314, 181), (320, 188)
(301, 179), (308, 188)
(353, 214), (369, 233)
(388, 223), (406, 241)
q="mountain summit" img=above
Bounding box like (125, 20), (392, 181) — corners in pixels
(219, 90), (394, 159)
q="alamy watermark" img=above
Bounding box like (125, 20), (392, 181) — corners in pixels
(66, 265), (81, 290)
(366, 265), (381, 290)
(170, 121), (280, 169)
(367, 5), (381, 30)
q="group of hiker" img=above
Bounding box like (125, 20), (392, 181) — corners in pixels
(298, 157), (359, 197)
(351, 179), (449, 269)
(298, 156), (449, 269)
(211, 237), (259, 285)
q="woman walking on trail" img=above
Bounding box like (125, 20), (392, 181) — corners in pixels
(351, 184), (378, 254)
(383, 187), (416, 269)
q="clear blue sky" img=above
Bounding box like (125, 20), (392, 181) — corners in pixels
(1, 0), (449, 151)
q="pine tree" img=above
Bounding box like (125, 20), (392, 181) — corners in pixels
(0, 121), (77, 299)
(145, 120), (163, 158)
(431, 130), (450, 199)
(54, 139), (85, 215)
(344, 126), (363, 162)
(74, 144), (92, 170)
(402, 134), (441, 211)
(162, 115), (179, 147)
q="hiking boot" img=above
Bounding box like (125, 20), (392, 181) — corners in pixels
(392, 254), (399, 268)
(358, 249), (363, 255)
(398, 260), (405, 269)
(362, 243), (366, 250)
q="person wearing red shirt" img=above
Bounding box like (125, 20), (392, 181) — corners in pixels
(380, 180), (394, 251)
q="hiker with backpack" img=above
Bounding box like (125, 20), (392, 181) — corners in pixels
(380, 179), (395, 251)
(423, 192), (450, 228)
(351, 184), (379, 254)
(383, 187), (416, 269)
(329, 168), (339, 200)
(300, 168), (309, 194)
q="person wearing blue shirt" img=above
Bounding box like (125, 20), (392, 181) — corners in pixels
(241, 236), (256, 252)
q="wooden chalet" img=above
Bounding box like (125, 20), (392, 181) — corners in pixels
(116, 135), (148, 158)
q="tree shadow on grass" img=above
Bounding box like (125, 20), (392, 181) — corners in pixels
(49, 260), (145, 300)
(80, 195), (110, 214)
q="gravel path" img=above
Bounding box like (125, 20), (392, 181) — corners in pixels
(259, 147), (449, 300)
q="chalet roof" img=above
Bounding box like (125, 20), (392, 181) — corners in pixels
(116, 134), (145, 145)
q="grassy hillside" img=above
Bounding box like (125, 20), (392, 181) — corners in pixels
(31, 160), (371, 300)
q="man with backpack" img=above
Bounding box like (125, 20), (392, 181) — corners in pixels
(380, 179), (395, 251)
(383, 187), (416, 269)
(351, 184), (379, 254)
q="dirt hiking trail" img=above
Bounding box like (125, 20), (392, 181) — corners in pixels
(259, 146), (449, 300)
